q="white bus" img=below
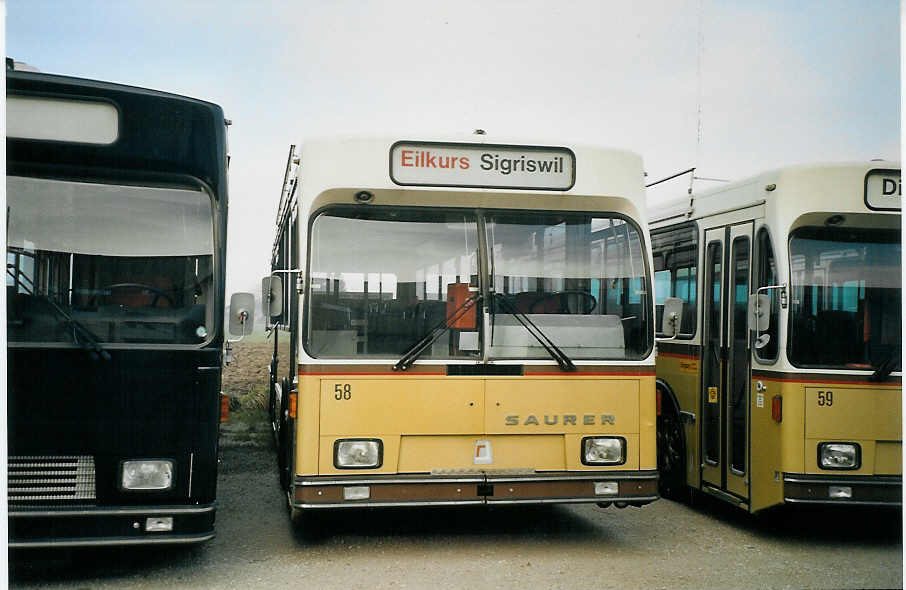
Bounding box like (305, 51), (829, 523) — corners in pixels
(651, 161), (901, 512)
(264, 135), (660, 526)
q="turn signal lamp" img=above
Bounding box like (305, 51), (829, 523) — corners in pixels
(594, 481), (619, 496)
(771, 395), (782, 423)
(220, 393), (230, 423)
(288, 392), (298, 419)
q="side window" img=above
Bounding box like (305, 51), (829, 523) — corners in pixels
(273, 219), (290, 327)
(651, 223), (699, 336)
(754, 227), (779, 361)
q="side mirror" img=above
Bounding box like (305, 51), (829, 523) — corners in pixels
(661, 297), (684, 338)
(267, 275), (284, 318)
(229, 292), (255, 336)
(748, 293), (770, 333)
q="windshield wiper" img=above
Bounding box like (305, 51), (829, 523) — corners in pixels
(393, 292), (482, 372)
(870, 345), (900, 383)
(42, 296), (111, 361)
(492, 293), (576, 372)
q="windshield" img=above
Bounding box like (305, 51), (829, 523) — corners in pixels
(487, 213), (651, 360)
(306, 208), (481, 359)
(789, 226), (901, 370)
(7, 176), (216, 345)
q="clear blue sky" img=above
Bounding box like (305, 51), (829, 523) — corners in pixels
(7, 0), (900, 293)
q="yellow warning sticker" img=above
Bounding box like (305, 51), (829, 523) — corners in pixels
(708, 387), (718, 403)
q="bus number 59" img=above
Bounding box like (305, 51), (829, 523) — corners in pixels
(817, 390), (834, 406)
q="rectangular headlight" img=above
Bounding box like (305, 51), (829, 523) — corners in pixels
(334, 439), (383, 469)
(121, 460), (174, 491)
(818, 443), (860, 470)
(582, 437), (626, 466)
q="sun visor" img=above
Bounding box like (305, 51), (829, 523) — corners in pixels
(7, 176), (214, 257)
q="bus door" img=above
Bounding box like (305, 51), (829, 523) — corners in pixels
(701, 223), (753, 501)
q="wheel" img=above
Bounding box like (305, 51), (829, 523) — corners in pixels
(277, 378), (292, 491)
(288, 505), (323, 541)
(267, 359), (278, 432)
(656, 397), (688, 501)
(528, 290), (597, 314)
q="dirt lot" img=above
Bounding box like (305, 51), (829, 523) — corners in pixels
(222, 337), (272, 410)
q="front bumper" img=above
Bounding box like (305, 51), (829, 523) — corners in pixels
(8, 503), (216, 548)
(783, 473), (902, 506)
(292, 470), (659, 509)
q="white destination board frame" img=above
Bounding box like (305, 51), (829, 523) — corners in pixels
(864, 168), (901, 211)
(8, 95), (119, 145)
(390, 141), (576, 191)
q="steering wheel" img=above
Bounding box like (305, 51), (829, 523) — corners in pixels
(529, 291), (597, 314)
(98, 282), (175, 308)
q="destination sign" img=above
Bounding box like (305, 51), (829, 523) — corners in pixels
(390, 141), (575, 190)
(864, 169), (901, 211)
(8, 96), (118, 145)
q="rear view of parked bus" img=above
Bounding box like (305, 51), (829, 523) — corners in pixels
(265, 137), (657, 524)
(7, 66), (229, 545)
(651, 162), (901, 512)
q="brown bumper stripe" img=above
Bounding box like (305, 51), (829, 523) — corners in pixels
(783, 474), (902, 506)
(294, 472), (658, 508)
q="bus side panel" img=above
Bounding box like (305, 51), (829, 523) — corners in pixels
(487, 376), (642, 471)
(297, 375), (323, 476)
(779, 381), (808, 476)
(318, 378), (485, 435)
(803, 385), (902, 475)
(638, 375), (657, 471)
(749, 376), (784, 512)
(656, 351), (701, 488)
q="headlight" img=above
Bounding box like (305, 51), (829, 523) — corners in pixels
(121, 460), (174, 490)
(582, 437), (626, 466)
(334, 439), (383, 469)
(818, 442), (860, 470)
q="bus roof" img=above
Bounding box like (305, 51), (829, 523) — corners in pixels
(648, 161), (901, 226)
(7, 69), (229, 199)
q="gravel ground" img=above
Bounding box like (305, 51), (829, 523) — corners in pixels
(9, 445), (902, 590)
(9, 339), (902, 589)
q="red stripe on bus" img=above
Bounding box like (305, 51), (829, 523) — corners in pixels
(299, 371), (446, 376)
(657, 352), (699, 360)
(754, 376), (901, 387)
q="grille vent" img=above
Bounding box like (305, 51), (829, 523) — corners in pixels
(8, 455), (97, 507)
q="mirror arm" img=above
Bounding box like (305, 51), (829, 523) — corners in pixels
(226, 310), (250, 345)
(655, 313), (680, 343)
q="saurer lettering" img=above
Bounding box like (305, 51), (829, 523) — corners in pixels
(505, 414), (616, 426)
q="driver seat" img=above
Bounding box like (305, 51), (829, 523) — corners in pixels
(108, 276), (173, 308)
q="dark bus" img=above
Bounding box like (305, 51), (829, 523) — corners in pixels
(7, 63), (230, 546)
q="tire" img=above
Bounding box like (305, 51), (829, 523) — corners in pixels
(657, 399), (688, 501)
(277, 378), (291, 490)
(289, 505), (323, 542)
(267, 359), (278, 427)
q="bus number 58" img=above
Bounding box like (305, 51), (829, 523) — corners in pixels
(335, 384), (352, 400)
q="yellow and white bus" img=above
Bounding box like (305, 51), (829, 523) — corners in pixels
(264, 136), (658, 524)
(650, 162), (901, 512)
